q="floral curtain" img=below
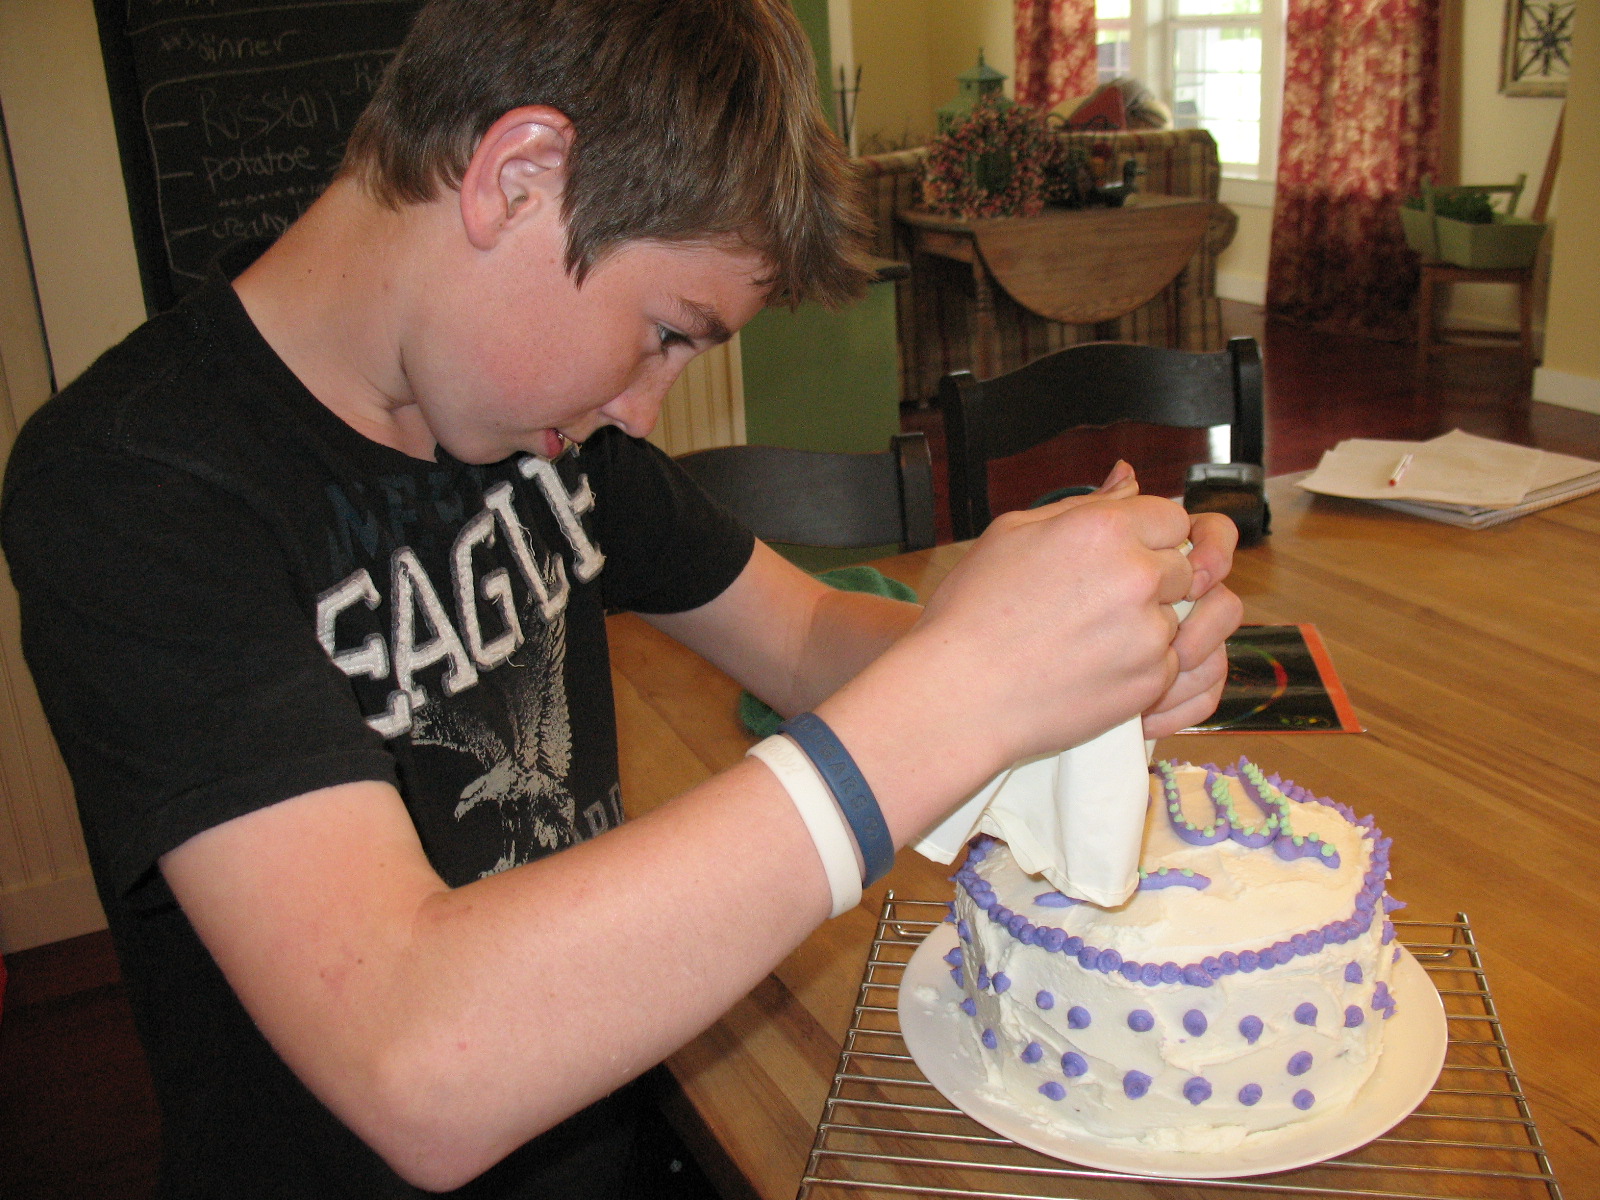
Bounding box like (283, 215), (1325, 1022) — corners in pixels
(1014, 0), (1099, 111)
(1266, 0), (1442, 340)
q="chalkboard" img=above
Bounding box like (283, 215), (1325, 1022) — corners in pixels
(94, 0), (425, 314)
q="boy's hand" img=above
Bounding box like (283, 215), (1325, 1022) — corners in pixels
(822, 463), (1241, 821)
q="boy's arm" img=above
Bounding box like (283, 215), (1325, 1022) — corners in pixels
(160, 490), (1239, 1192)
(645, 495), (1239, 740)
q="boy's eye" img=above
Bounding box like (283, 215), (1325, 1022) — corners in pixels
(657, 325), (692, 351)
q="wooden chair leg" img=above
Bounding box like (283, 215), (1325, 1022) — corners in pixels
(1518, 274), (1536, 363)
(1416, 267), (1437, 367)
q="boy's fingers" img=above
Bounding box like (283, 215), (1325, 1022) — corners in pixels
(1184, 511), (1238, 599)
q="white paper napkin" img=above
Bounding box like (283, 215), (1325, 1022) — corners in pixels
(913, 597), (1193, 909)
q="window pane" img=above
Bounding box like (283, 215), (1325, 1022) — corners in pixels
(1171, 24), (1261, 168)
(1096, 29), (1132, 84)
(1096, 0), (1132, 19)
(1174, 0), (1261, 14)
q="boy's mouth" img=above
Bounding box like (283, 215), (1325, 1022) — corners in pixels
(538, 429), (572, 460)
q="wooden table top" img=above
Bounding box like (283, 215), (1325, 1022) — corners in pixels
(607, 477), (1600, 1200)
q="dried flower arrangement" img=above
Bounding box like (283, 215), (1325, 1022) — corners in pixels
(920, 97), (1056, 219)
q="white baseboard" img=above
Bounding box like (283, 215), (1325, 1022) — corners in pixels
(1216, 272), (1266, 307)
(1534, 367), (1600, 414)
(0, 872), (107, 953)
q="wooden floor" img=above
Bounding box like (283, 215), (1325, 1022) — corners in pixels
(4, 301), (1599, 1199)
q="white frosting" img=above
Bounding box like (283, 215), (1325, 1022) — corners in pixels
(950, 761), (1399, 1147)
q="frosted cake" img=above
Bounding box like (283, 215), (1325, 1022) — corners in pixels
(947, 758), (1403, 1150)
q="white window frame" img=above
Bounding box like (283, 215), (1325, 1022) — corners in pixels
(1095, 0), (1284, 207)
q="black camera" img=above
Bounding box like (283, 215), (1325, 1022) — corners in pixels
(1184, 462), (1270, 546)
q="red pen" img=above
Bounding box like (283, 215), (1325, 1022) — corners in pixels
(1387, 453), (1414, 487)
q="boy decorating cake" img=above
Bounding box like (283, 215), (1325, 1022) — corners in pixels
(1, 1), (1240, 1194)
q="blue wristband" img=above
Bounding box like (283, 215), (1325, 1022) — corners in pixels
(777, 713), (894, 886)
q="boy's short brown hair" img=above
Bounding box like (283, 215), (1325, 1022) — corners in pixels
(342, 0), (873, 307)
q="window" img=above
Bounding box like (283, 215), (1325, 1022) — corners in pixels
(1094, 0), (1284, 193)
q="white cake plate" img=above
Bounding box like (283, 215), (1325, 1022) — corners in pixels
(899, 922), (1448, 1179)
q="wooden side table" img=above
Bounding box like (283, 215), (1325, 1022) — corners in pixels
(897, 194), (1214, 383)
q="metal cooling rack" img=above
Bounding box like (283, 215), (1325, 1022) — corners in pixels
(796, 897), (1563, 1200)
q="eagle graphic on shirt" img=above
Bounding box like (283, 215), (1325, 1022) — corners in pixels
(407, 589), (575, 878)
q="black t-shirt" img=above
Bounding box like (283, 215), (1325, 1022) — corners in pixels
(1, 244), (754, 1198)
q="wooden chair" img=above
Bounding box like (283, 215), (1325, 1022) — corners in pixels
(675, 432), (937, 553)
(938, 337), (1265, 540)
(1415, 106), (1562, 367)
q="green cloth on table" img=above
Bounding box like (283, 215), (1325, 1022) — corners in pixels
(738, 565), (919, 737)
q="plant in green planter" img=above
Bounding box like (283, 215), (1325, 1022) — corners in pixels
(1399, 175), (1545, 269)
(1402, 189), (1494, 224)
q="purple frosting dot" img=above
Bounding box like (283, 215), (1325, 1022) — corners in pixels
(957, 919), (971, 941)
(1345, 962), (1363, 984)
(1239, 950), (1259, 973)
(1063, 935), (1083, 954)
(1239, 1015), (1263, 1044)
(1062, 1051), (1088, 1077)
(981, 1028), (997, 1050)
(1182, 964), (1211, 987)
(1041, 928), (1067, 952)
(1160, 962), (1182, 984)
(949, 968), (963, 987)
(960, 998), (976, 1017)
(1294, 1002), (1318, 1026)
(1039, 1081), (1066, 1101)
(1096, 949), (1122, 973)
(943, 947), (963, 967)
(1183, 1077), (1213, 1105)
(1128, 1009), (1155, 1033)
(1288, 1050), (1313, 1076)
(1293, 1089), (1315, 1111)
(1219, 951), (1239, 974)
(976, 968), (989, 990)
(1238, 1083), (1263, 1106)
(1067, 1005), (1091, 1029)
(1036, 990), (1055, 1010)
(1123, 1070), (1152, 1099)
(1021, 1041), (1043, 1064)
(1076, 947), (1098, 969)
(1183, 1009), (1208, 1037)
(1140, 963), (1161, 986)
(992, 972), (1011, 994)
(1344, 1005), (1364, 1028)
(1119, 961), (1141, 982)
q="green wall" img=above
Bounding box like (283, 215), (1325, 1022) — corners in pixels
(741, 283), (900, 454)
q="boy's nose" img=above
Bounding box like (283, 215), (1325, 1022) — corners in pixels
(599, 371), (678, 440)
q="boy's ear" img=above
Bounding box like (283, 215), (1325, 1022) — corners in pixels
(459, 106), (575, 250)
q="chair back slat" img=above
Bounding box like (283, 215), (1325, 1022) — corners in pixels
(938, 337), (1265, 540)
(677, 433), (937, 554)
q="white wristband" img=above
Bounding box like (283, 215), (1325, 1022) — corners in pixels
(747, 734), (863, 918)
